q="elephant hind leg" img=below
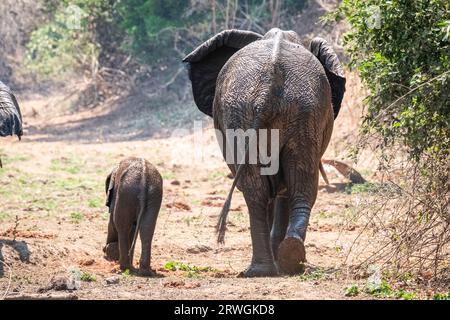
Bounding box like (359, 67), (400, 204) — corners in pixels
(277, 152), (320, 275)
(278, 198), (311, 275)
(278, 237), (306, 275)
(104, 215), (119, 261)
(240, 170), (278, 277)
(138, 195), (161, 277)
(118, 232), (132, 271)
(270, 194), (289, 261)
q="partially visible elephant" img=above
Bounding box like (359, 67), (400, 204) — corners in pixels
(0, 81), (23, 167)
(184, 28), (345, 276)
(104, 157), (163, 276)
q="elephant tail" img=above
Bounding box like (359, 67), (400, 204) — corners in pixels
(319, 161), (329, 185)
(216, 161), (247, 244)
(217, 116), (263, 244)
(129, 159), (148, 260)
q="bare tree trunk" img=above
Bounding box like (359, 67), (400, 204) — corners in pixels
(232, 0), (238, 29)
(271, 0), (281, 27)
(212, 0), (217, 34)
(225, 0), (231, 29)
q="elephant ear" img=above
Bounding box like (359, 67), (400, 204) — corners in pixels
(309, 38), (346, 119)
(183, 29), (263, 117)
(0, 81), (23, 139)
(105, 168), (117, 208)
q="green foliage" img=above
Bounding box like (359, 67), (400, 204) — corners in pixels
(345, 182), (379, 194)
(121, 269), (131, 277)
(25, 1), (311, 73)
(433, 292), (450, 300)
(395, 289), (416, 300)
(117, 0), (193, 64)
(0, 212), (11, 222)
(161, 172), (177, 180)
(334, 0), (449, 160)
(117, 0), (309, 65)
(88, 198), (101, 208)
(298, 268), (326, 281)
(284, 0), (309, 12)
(365, 279), (393, 297)
(25, 1), (99, 78)
(364, 279), (416, 299)
(80, 271), (96, 282)
(344, 284), (359, 297)
(70, 211), (84, 223)
(50, 156), (84, 174)
(164, 260), (217, 277)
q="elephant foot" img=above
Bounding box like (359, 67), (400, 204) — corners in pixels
(277, 237), (306, 275)
(238, 263), (278, 278)
(137, 268), (156, 277)
(103, 242), (119, 261)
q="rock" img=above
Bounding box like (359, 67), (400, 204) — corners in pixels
(105, 276), (120, 285)
(186, 245), (212, 254)
(40, 274), (80, 292)
(171, 180), (181, 185)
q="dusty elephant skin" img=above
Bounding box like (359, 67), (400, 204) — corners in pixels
(184, 28), (346, 277)
(103, 157), (163, 276)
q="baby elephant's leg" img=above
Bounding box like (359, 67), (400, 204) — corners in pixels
(103, 242), (119, 261)
(138, 200), (161, 276)
(104, 215), (119, 261)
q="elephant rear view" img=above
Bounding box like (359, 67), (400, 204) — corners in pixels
(104, 157), (163, 276)
(184, 29), (345, 276)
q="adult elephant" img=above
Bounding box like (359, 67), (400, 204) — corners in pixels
(183, 28), (345, 277)
(0, 81), (23, 167)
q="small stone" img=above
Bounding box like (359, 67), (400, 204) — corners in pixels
(171, 180), (181, 186)
(105, 276), (120, 285)
(41, 274), (80, 292)
(187, 245), (212, 254)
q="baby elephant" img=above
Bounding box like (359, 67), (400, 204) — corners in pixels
(103, 157), (163, 276)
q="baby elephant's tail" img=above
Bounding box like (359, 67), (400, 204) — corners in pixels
(128, 159), (148, 262)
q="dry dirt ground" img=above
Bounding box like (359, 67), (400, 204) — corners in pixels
(0, 73), (429, 300)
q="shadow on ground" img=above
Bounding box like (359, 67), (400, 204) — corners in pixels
(25, 90), (207, 144)
(0, 239), (30, 277)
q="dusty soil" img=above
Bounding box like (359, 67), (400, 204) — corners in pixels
(0, 73), (432, 300)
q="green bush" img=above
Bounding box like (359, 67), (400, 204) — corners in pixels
(25, 6), (96, 77)
(26, 1), (311, 74)
(25, 0), (119, 79)
(328, 0), (449, 285)
(334, 0), (449, 160)
(117, 0), (193, 64)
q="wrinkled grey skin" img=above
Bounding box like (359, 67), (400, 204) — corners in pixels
(184, 28), (345, 277)
(0, 81), (23, 167)
(103, 157), (163, 276)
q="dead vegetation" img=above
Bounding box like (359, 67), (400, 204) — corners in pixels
(340, 153), (449, 289)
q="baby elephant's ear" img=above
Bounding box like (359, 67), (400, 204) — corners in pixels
(183, 29), (262, 117)
(105, 168), (116, 208)
(309, 38), (346, 119)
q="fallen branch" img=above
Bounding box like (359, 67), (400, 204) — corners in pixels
(4, 293), (78, 300)
(322, 159), (367, 184)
